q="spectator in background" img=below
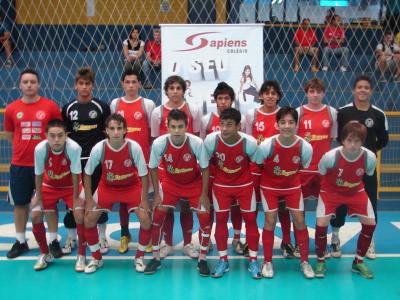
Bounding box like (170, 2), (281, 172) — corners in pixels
(123, 26), (145, 74)
(376, 31), (400, 82)
(322, 14), (349, 72)
(293, 18), (319, 73)
(143, 26), (161, 89)
(0, 13), (13, 67)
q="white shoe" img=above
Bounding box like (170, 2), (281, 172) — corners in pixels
(84, 259), (104, 274)
(99, 238), (109, 254)
(75, 255), (86, 272)
(62, 237), (76, 254)
(183, 243), (199, 259)
(330, 239), (342, 258)
(340, 66), (347, 72)
(135, 257), (146, 272)
(365, 243), (376, 260)
(33, 253), (54, 271)
(322, 66), (328, 72)
(300, 261), (315, 279)
(160, 245), (174, 259)
(261, 262), (274, 278)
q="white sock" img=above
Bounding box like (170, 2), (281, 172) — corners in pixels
(16, 232), (26, 243)
(98, 223), (106, 239)
(49, 232), (57, 242)
(67, 228), (77, 240)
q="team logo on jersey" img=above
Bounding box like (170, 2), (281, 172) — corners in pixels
(292, 156), (300, 164)
(164, 153), (173, 163)
(235, 155), (244, 163)
(73, 122), (80, 132)
(365, 118), (374, 128)
(36, 111), (46, 120)
(124, 159), (133, 167)
(61, 158), (68, 166)
(322, 120), (330, 128)
(16, 112), (24, 119)
(356, 168), (365, 176)
(89, 110), (98, 119)
(134, 112), (143, 120)
(304, 132), (312, 142)
(183, 153), (192, 162)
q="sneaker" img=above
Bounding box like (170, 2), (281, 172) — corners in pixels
(330, 240), (342, 258)
(211, 259), (230, 278)
(7, 240), (29, 259)
(301, 262), (315, 279)
(293, 244), (301, 258)
(325, 247), (331, 259)
(145, 244), (153, 253)
(75, 255), (86, 272)
(248, 261), (262, 279)
(365, 243), (376, 260)
(261, 261), (274, 278)
(183, 243), (199, 259)
(322, 66), (328, 72)
(49, 239), (63, 258)
(340, 66), (347, 72)
(118, 235), (130, 254)
(311, 66), (319, 73)
(197, 260), (210, 277)
(242, 242), (249, 257)
(232, 239), (245, 255)
(84, 259), (104, 274)
(352, 261), (373, 279)
(99, 238), (109, 254)
(33, 253), (54, 271)
(281, 242), (296, 259)
(135, 257), (146, 272)
(294, 64), (300, 72)
(160, 244), (174, 258)
(143, 258), (162, 275)
(315, 261), (326, 278)
(62, 237), (76, 254)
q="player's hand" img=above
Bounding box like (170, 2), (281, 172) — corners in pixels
(152, 194), (162, 210)
(30, 196), (42, 210)
(140, 198), (151, 214)
(73, 197), (85, 211)
(199, 193), (210, 213)
(85, 198), (96, 212)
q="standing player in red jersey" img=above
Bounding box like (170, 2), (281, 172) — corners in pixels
(244, 80), (295, 259)
(4, 69), (61, 259)
(200, 82), (246, 255)
(82, 114), (151, 274)
(144, 109), (211, 276)
(204, 108), (261, 279)
(110, 69), (155, 254)
(31, 119), (85, 271)
(314, 122), (376, 279)
(255, 106), (315, 279)
(150, 75), (202, 258)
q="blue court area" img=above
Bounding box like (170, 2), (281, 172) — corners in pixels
(0, 211), (399, 300)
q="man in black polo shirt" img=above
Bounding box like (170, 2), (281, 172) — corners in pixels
(330, 75), (389, 260)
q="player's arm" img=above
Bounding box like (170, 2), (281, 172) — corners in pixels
(150, 106), (161, 138)
(376, 113), (389, 151)
(83, 144), (102, 209)
(140, 174), (150, 212)
(255, 138), (273, 169)
(33, 143), (46, 208)
(148, 137), (164, 209)
(194, 137), (210, 212)
(68, 141), (83, 208)
(4, 131), (13, 143)
(300, 139), (313, 169)
(149, 168), (161, 209)
(130, 141), (150, 212)
(365, 149), (377, 176)
(32, 174), (44, 209)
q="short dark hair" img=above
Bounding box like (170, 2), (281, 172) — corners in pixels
(353, 75), (372, 89)
(220, 108), (241, 125)
(276, 106), (298, 124)
(341, 122), (367, 144)
(46, 119), (67, 132)
(167, 109), (188, 126)
(105, 113), (127, 129)
(121, 68), (141, 82)
(19, 69), (40, 83)
(213, 82), (235, 102)
(75, 67), (95, 84)
(164, 75), (186, 94)
(259, 80), (283, 103)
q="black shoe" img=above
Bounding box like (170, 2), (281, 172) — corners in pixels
(49, 240), (63, 258)
(242, 243), (249, 257)
(143, 258), (161, 275)
(280, 242), (296, 259)
(7, 241), (29, 259)
(197, 260), (210, 277)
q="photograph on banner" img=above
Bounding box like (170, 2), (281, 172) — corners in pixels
(161, 24), (264, 115)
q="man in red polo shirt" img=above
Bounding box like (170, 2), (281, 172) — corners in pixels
(294, 18), (319, 73)
(143, 26), (161, 89)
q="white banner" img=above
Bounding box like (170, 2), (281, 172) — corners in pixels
(161, 24), (264, 115)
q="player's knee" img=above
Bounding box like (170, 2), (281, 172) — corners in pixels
(84, 213), (98, 228)
(31, 211), (43, 224)
(73, 211), (84, 224)
(139, 214), (151, 229)
(97, 211), (108, 224)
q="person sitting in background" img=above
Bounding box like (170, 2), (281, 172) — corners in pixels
(376, 31), (400, 82)
(322, 14), (349, 72)
(143, 26), (161, 89)
(123, 26), (145, 74)
(0, 13), (13, 67)
(293, 18), (319, 73)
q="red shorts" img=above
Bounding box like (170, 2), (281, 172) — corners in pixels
(212, 183), (256, 212)
(160, 180), (203, 211)
(252, 173), (261, 203)
(300, 172), (321, 200)
(316, 190), (375, 219)
(93, 184), (142, 212)
(38, 185), (80, 211)
(260, 187), (304, 212)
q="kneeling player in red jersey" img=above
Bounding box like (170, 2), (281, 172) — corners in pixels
(83, 114), (151, 274)
(31, 119), (84, 271)
(314, 122), (376, 279)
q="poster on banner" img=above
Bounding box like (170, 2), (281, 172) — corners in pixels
(161, 24), (264, 115)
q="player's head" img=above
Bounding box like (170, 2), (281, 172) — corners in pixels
(341, 122), (367, 154)
(167, 109), (188, 138)
(219, 108), (241, 140)
(105, 114), (127, 140)
(121, 69), (141, 96)
(213, 82), (235, 113)
(129, 26), (140, 39)
(259, 80), (282, 108)
(242, 65), (253, 79)
(353, 75), (372, 103)
(152, 26), (161, 42)
(164, 75), (186, 102)
(304, 78), (325, 105)
(46, 119), (68, 152)
(276, 106), (298, 139)
(19, 69), (40, 98)
(75, 67), (95, 100)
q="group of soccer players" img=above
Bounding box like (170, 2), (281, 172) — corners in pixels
(4, 67), (388, 280)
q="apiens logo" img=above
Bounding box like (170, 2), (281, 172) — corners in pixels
(176, 32), (247, 52)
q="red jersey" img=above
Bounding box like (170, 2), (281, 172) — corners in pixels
(205, 113), (221, 135)
(43, 146), (73, 188)
(251, 108), (279, 144)
(160, 103), (194, 135)
(294, 28), (317, 47)
(323, 25), (345, 49)
(4, 97), (61, 166)
(146, 40), (161, 61)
